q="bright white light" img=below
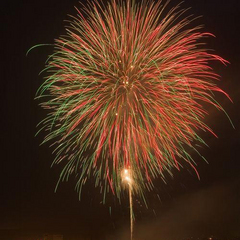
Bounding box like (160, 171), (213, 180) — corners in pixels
(122, 168), (132, 185)
(125, 176), (131, 182)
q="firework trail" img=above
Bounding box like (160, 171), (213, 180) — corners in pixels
(122, 168), (134, 239)
(37, 0), (231, 202)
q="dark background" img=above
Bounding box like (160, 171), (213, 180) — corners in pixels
(2, 0), (240, 239)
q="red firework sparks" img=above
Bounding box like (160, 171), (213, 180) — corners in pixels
(36, 0), (232, 201)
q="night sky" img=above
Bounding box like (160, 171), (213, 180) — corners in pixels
(2, 0), (240, 239)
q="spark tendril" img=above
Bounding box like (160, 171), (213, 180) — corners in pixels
(37, 0), (231, 202)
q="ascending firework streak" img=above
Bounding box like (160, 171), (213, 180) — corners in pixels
(36, 0), (232, 202)
(122, 168), (134, 240)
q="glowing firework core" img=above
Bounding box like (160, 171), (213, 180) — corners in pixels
(122, 169), (133, 185)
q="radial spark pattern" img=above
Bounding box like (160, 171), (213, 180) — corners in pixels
(37, 0), (231, 201)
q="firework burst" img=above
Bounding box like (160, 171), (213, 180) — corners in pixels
(37, 0), (231, 202)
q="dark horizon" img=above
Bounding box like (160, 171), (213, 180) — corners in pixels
(2, 0), (240, 239)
